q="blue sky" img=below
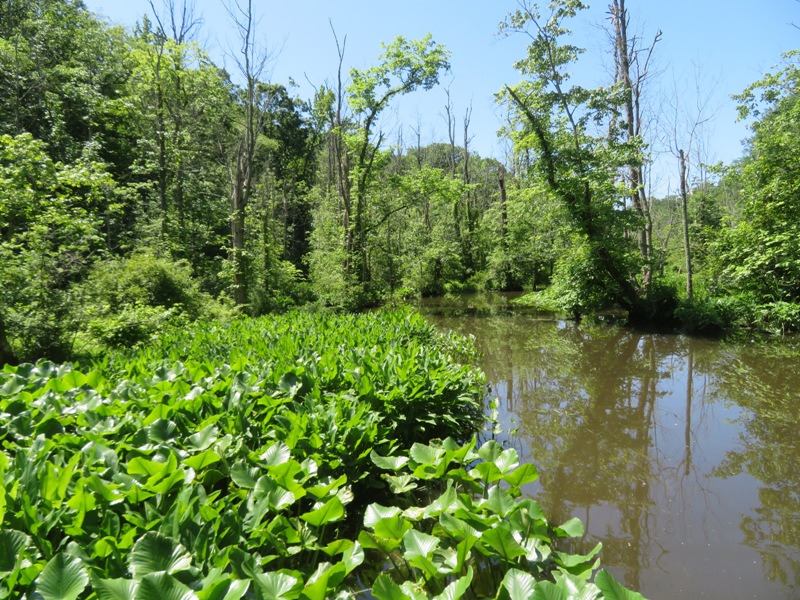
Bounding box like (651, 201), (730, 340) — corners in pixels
(85, 0), (799, 195)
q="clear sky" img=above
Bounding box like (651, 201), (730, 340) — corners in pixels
(85, 0), (799, 195)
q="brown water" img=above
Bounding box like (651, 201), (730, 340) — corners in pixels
(420, 293), (800, 600)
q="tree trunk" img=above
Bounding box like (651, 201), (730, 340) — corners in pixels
(0, 315), (16, 366)
(679, 149), (693, 300)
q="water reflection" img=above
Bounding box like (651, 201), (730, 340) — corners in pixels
(420, 294), (800, 600)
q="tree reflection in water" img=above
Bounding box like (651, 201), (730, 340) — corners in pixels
(421, 293), (800, 599)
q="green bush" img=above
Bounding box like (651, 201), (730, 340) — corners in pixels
(76, 250), (231, 351)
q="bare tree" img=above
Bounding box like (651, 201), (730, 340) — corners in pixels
(223, 0), (271, 306)
(666, 65), (719, 300)
(608, 0), (661, 287)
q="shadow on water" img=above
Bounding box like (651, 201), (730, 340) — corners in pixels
(419, 292), (800, 600)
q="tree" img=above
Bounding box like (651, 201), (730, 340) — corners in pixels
(608, 0), (660, 286)
(224, 0), (271, 307)
(309, 33), (450, 306)
(499, 0), (646, 318)
(719, 52), (800, 305)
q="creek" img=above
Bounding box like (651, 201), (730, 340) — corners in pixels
(419, 293), (800, 600)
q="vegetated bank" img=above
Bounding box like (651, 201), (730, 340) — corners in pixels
(0, 309), (646, 599)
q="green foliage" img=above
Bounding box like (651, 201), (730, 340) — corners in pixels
(74, 250), (231, 353)
(0, 133), (111, 361)
(498, 1), (646, 318)
(719, 52), (800, 309)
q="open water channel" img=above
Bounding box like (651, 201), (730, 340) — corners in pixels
(419, 293), (800, 600)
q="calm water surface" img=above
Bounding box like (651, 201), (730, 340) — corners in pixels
(420, 293), (800, 600)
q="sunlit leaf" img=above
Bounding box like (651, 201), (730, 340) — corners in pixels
(129, 532), (192, 580)
(594, 570), (645, 600)
(133, 573), (199, 600)
(500, 568), (536, 600)
(33, 554), (89, 600)
(300, 496), (345, 527)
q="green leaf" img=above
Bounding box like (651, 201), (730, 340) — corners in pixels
(91, 576), (137, 600)
(133, 573), (199, 600)
(252, 572), (302, 600)
(371, 574), (411, 600)
(422, 483), (457, 518)
(480, 524), (527, 561)
(384, 473), (418, 494)
(230, 462), (260, 489)
(33, 554), (89, 600)
(402, 529), (439, 559)
(342, 541), (364, 575)
(373, 515), (413, 541)
(0, 529), (31, 575)
(364, 503), (402, 528)
(300, 562), (346, 600)
(432, 567), (473, 600)
(503, 463), (539, 488)
(185, 450), (221, 471)
(555, 517), (584, 538)
(409, 442), (444, 466)
(500, 568), (536, 600)
(370, 451), (409, 471)
(594, 570), (645, 600)
(486, 485), (516, 517)
(129, 532), (192, 580)
(477, 440), (503, 463)
(260, 442), (291, 467)
(254, 476), (296, 511)
(186, 425), (219, 450)
(300, 496), (345, 527)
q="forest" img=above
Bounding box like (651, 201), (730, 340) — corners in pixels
(1, 0), (797, 365)
(0, 0), (798, 598)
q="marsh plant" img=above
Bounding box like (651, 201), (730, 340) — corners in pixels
(0, 310), (644, 599)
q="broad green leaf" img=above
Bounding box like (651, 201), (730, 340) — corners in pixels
(252, 572), (301, 600)
(555, 517), (584, 538)
(185, 450), (221, 471)
(422, 484), (457, 518)
(373, 515), (413, 541)
(480, 524), (527, 561)
(342, 541), (364, 575)
(254, 476), (296, 511)
(503, 463), (539, 488)
(409, 442), (444, 466)
(493, 448), (520, 474)
(300, 496), (345, 527)
(230, 462), (260, 489)
(133, 573), (199, 600)
(148, 419), (178, 443)
(187, 425), (219, 450)
(555, 543), (602, 569)
(300, 562), (346, 600)
(438, 513), (481, 542)
(501, 568), (536, 600)
(371, 574), (411, 600)
(197, 578), (250, 600)
(370, 451), (409, 471)
(260, 442), (291, 467)
(477, 440), (503, 463)
(129, 532), (192, 580)
(364, 503), (402, 528)
(432, 567), (473, 600)
(486, 485), (516, 517)
(402, 529), (439, 559)
(0, 529), (31, 575)
(594, 570), (645, 600)
(33, 554), (89, 600)
(91, 576), (137, 600)
(383, 473), (418, 494)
